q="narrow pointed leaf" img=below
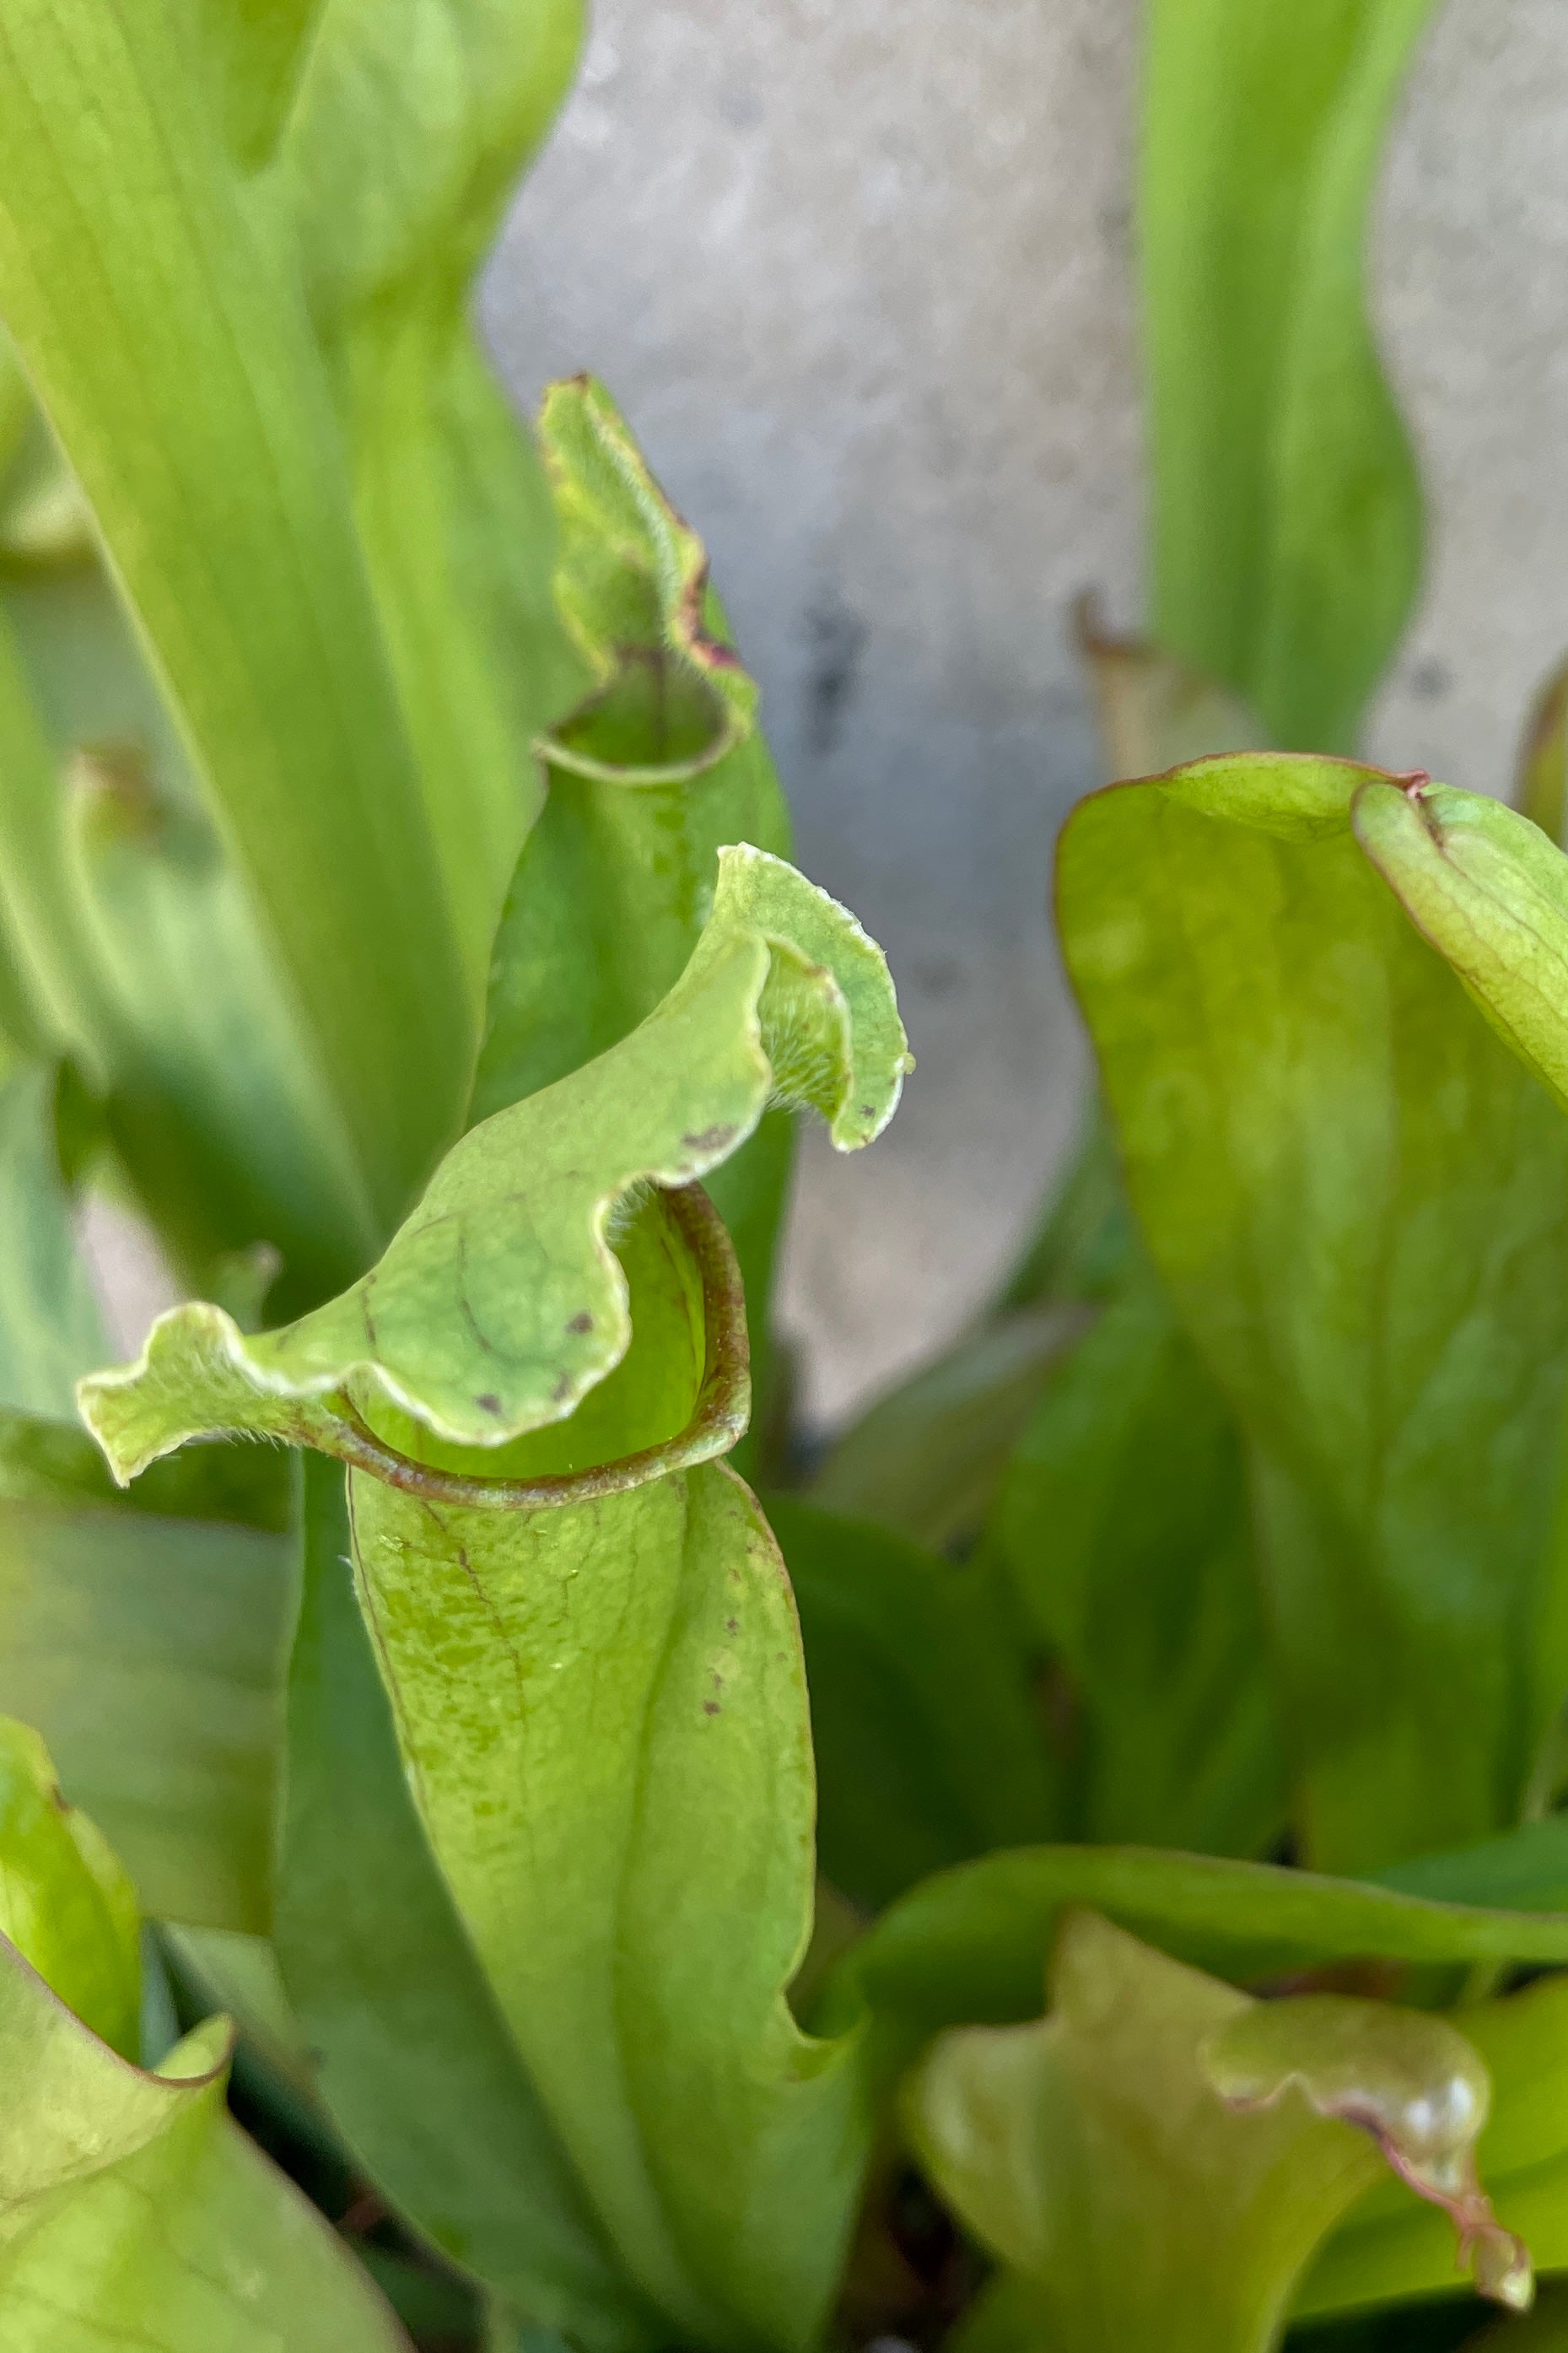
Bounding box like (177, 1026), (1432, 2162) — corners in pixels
(1144, 0), (1436, 748)
(0, 1713), (139, 2058)
(79, 847), (908, 1477)
(0, 1064), (103, 1417)
(1059, 754), (1568, 1869)
(272, 0), (586, 985)
(0, 0), (474, 1222)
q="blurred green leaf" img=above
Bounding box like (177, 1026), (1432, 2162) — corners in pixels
(80, 847), (908, 1478)
(1513, 654), (1568, 847)
(0, 2), (476, 1230)
(1059, 754), (1568, 1870)
(821, 1841), (1568, 2088)
(1143, 0), (1436, 749)
(766, 1493), (1061, 1910)
(66, 750), (377, 1299)
(812, 1306), (1086, 1555)
(274, 0), (586, 990)
(0, 1412), (293, 1931)
(989, 1259), (1285, 1857)
(0, 1062), (103, 1417)
(0, 1950), (407, 2350)
(0, 1713), (139, 2057)
(277, 1454), (660, 2350)
(347, 1460), (866, 2351)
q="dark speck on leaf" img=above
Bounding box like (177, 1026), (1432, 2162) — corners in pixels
(725, 1616), (739, 1636)
(682, 1124), (736, 1152)
(567, 1310), (594, 1335)
(552, 1373), (574, 1402)
(859, 1105), (873, 1117)
(703, 1700), (720, 1716)
(475, 1392), (503, 1415)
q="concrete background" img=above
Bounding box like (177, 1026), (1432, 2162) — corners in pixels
(482, 0), (1568, 1426)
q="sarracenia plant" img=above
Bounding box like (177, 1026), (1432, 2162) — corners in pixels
(3, 4), (1568, 2352)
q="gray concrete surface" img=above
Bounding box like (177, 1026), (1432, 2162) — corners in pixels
(482, 0), (1568, 1426)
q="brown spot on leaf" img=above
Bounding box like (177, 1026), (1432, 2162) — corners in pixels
(725, 1616), (739, 1636)
(703, 1699), (721, 1716)
(567, 1310), (594, 1335)
(475, 1392), (503, 1415)
(682, 1124), (736, 1152)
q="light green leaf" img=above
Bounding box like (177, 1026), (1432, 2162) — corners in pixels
(1354, 774), (1568, 1118)
(0, 1062), (103, 1417)
(0, 1412), (293, 1932)
(905, 1912), (1521, 2353)
(79, 846), (908, 1479)
(0, 1713), (139, 2058)
(0, 1946), (407, 2350)
(989, 1260), (1285, 1857)
(820, 1841), (1568, 2090)
(276, 1456), (661, 2350)
(1143, 0), (1436, 749)
(1059, 754), (1568, 1870)
(66, 748), (377, 1300)
(0, 0), (477, 1230)
(348, 1459), (865, 2352)
(766, 1494), (1061, 1911)
(274, 0), (586, 987)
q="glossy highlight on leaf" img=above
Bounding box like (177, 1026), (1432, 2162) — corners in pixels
(78, 847), (908, 1484)
(1209, 1996), (1531, 2309)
